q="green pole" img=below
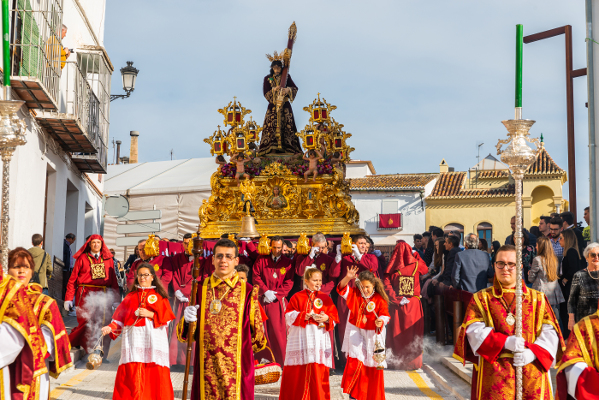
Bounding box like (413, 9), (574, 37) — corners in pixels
(515, 24), (523, 108)
(2, 0), (9, 88)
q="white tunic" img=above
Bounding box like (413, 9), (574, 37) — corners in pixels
(284, 311), (334, 367)
(112, 318), (170, 368)
(339, 286), (390, 368)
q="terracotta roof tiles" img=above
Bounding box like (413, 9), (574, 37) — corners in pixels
(349, 174), (438, 191)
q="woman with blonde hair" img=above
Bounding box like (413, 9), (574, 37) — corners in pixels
(528, 236), (564, 322)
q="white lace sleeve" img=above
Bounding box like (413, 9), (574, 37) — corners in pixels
(285, 310), (300, 328)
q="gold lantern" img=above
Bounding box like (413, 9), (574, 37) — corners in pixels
(218, 97), (251, 128)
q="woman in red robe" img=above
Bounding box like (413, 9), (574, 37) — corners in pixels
(337, 266), (390, 400)
(383, 241), (429, 370)
(280, 268), (339, 400)
(102, 262), (175, 400)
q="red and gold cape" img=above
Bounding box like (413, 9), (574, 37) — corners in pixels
(0, 276), (47, 400)
(454, 280), (564, 400)
(27, 283), (72, 378)
(556, 310), (599, 400)
(177, 273), (267, 400)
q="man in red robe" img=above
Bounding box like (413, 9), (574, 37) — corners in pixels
(64, 234), (120, 357)
(170, 242), (197, 366)
(383, 240), (429, 369)
(253, 235), (294, 365)
(178, 238), (267, 400)
(556, 308), (599, 399)
(201, 235), (256, 283)
(126, 238), (173, 291)
(1, 260), (48, 400)
(296, 233), (340, 295)
(333, 234), (380, 354)
(454, 245), (564, 400)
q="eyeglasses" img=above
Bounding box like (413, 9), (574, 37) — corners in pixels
(214, 254), (236, 260)
(138, 273), (151, 279)
(495, 261), (517, 270)
(549, 227), (561, 232)
(589, 253), (599, 259)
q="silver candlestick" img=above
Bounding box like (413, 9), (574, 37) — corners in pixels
(0, 99), (26, 272)
(496, 116), (539, 400)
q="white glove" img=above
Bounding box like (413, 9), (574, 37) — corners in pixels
(264, 290), (277, 303)
(504, 336), (526, 353)
(335, 245), (342, 263)
(400, 297), (410, 306)
(64, 300), (73, 311)
(175, 290), (189, 303)
(352, 244), (362, 261)
(184, 305), (200, 323)
(239, 237), (251, 242)
(513, 349), (536, 367)
(309, 247), (319, 259)
(373, 249), (382, 257)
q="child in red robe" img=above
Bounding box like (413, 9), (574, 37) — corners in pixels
(280, 268), (339, 400)
(337, 266), (390, 400)
(102, 262), (175, 400)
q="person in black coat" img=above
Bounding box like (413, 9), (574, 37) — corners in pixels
(561, 211), (586, 258)
(559, 229), (585, 338)
(432, 234), (461, 289)
(61, 233), (76, 299)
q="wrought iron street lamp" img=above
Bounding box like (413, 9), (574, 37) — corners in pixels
(110, 61), (139, 102)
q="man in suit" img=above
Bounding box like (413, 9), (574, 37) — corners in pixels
(505, 215), (537, 247)
(432, 234), (461, 290)
(561, 211), (586, 257)
(62, 233), (76, 300)
(452, 233), (493, 293)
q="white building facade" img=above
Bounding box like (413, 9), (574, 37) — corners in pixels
(347, 161), (438, 246)
(1, 0), (111, 261)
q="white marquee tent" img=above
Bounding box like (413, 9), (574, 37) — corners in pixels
(103, 158), (215, 261)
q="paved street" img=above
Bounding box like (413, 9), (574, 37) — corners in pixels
(49, 335), (456, 400)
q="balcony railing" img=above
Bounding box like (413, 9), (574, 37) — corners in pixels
(36, 59), (110, 173)
(9, 0), (63, 110)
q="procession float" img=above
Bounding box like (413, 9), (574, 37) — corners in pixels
(197, 22), (364, 239)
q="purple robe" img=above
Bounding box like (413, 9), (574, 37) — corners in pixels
(258, 74), (302, 155)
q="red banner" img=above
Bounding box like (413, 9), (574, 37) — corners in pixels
(379, 213), (401, 229)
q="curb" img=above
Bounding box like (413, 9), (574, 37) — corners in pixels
(422, 363), (469, 400)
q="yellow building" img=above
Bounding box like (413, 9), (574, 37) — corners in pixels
(425, 144), (567, 244)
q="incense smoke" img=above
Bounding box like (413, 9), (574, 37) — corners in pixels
(79, 290), (119, 353)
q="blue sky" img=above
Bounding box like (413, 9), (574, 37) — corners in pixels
(104, 0), (590, 220)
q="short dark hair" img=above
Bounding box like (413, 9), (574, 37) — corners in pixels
(235, 264), (249, 274)
(352, 234), (368, 243)
(432, 228), (444, 238)
(271, 235), (284, 244)
(66, 233), (76, 240)
(213, 238), (238, 257)
(585, 206), (590, 212)
(539, 216), (551, 225)
(31, 233), (43, 246)
(550, 217), (563, 227)
(183, 233), (192, 240)
(422, 232), (431, 238)
(283, 239), (292, 248)
(169, 239), (178, 242)
(446, 235), (460, 248)
(561, 211), (575, 226)
(495, 244), (516, 259)
(413, 234), (423, 241)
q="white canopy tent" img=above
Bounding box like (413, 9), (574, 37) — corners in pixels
(103, 158), (215, 261)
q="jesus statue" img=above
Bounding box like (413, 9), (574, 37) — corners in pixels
(258, 58), (303, 155)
